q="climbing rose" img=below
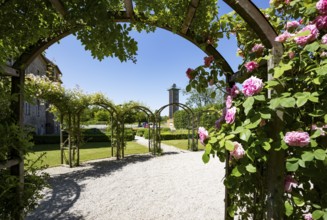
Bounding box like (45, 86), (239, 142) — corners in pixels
(242, 76), (263, 97)
(227, 85), (240, 98)
(285, 0), (291, 4)
(251, 44), (264, 55)
(225, 107), (236, 124)
(317, 0), (327, 14)
(284, 131), (310, 147)
(294, 25), (319, 46)
(225, 95), (232, 109)
(230, 142), (245, 160)
(322, 34), (327, 44)
(312, 15), (327, 30)
(284, 175), (298, 192)
(303, 213), (313, 220)
(204, 56), (214, 67)
(275, 31), (292, 43)
(244, 61), (259, 72)
(286, 21), (300, 30)
(186, 68), (194, 80)
(198, 127), (208, 145)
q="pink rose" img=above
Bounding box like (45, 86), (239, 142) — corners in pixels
(186, 68), (194, 80)
(303, 213), (313, 220)
(311, 124), (326, 136)
(275, 31), (292, 43)
(227, 85), (240, 98)
(286, 21), (300, 30)
(230, 142), (245, 160)
(322, 34), (327, 44)
(294, 25), (319, 46)
(242, 76), (264, 97)
(225, 107), (236, 124)
(312, 15), (327, 30)
(198, 127), (209, 145)
(321, 51), (327, 57)
(284, 131), (310, 147)
(285, 0), (290, 4)
(244, 61), (259, 72)
(251, 44), (265, 56)
(225, 95), (232, 109)
(204, 56), (214, 67)
(284, 175), (298, 192)
(317, 0), (327, 14)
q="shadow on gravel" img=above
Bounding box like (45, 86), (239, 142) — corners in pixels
(25, 154), (154, 220)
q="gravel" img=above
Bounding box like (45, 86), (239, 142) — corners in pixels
(26, 137), (226, 220)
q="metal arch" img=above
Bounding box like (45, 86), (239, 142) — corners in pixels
(156, 102), (197, 151)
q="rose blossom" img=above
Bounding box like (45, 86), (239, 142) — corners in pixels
(251, 44), (265, 55)
(198, 127), (209, 145)
(303, 213), (313, 220)
(204, 56), (214, 67)
(225, 95), (232, 109)
(242, 76), (264, 97)
(275, 31), (292, 43)
(321, 51), (327, 57)
(284, 175), (298, 192)
(294, 25), (319, 46)
(230, 142), (245, 160)
(312, 15), (327, 30)
(285, 0), (291, 4)
(286, 21), (300, 30)
(322, 34), (327, 44)
(311, 124), (326, 136)
(284, 131), (310, 147)
(186, 68), (194, 80)
(227, 85), (240, 98)
(244, 61), (259, 72)
(317, 0), (327, 14)
(225, 107), (236, 124)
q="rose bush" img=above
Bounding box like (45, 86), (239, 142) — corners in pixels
(186, 0), (327, 218)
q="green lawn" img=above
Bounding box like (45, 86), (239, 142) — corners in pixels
(26, 141), (149, 167)
(161, 139), (205, 151)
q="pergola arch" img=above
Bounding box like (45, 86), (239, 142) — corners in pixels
(1, 1), (288, 219)
(156, 102), (197, 152)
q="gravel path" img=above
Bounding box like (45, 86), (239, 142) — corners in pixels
(26, 137), (226, 220)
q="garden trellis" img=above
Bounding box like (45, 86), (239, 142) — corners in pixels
(1, 0), (327, 219)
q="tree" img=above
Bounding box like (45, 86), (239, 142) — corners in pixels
(94, 109), (110, 122)
(183, 87), (224, 108)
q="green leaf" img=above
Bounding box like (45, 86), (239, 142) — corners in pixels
(269, 98), (281, 109)
(311, 129), (322, 139)
(313, 77), (323, 85)
(296, 96), (308, 107)
(254, 95), (265, 101)
(225, 140), (235, 151)
(266, 80), (280, 88)
(298, 159), (306, 168)
(202, 153), (210, 164)
(240, 129), (251, 142)
(246, 164), (257, 173)
(324, 114), (327, 124)
(245, 115), (261, 129)
(314, 149), (326, 161)
(301, 151), (314, 162)
(243, 97), (254, 115)
(313, 210), (324, 219)
(293, 196), (305, 207)
(286, 161), (299, 172)
(231, 166), (243, 177)
(186, 84), (191, 92)
(232, 126), (244, 134)
(205, 144), (212, 154)
(209, 137), (217, 144)
(225, 134), (235, 140)
(285, 201), (293, 217)
(262, 141), (271, 151)
(304, 41), (320, 52)
(260, 109), (271, 119)
(274, 63), (293, 78)
(280, 97), (296, 108)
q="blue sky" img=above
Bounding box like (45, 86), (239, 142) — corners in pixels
(45, 1), (269, 116)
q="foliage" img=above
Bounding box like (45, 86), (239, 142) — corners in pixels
(187, 0), (327, 218)
(183, 87), (224, 108)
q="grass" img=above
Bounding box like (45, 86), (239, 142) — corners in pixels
(161, 139), (205, 151)
(26, 141), (149, 168)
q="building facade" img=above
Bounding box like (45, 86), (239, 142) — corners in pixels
(23, 55), (62, 135)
